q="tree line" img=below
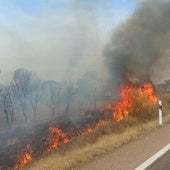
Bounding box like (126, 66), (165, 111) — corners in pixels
(0, 68), (104, 128)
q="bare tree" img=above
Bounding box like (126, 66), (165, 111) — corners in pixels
(43, 80), (62, 120)
(56, 83), (62, 116)
(13, 68), (33, 123)
(29, 75), (43, 121)
(49, 81), (57, 120)
(76, 71), (98, 111)
(64, 80), (77, 118)
(94, 87), (97, 112)
(0, 85), (15, 127)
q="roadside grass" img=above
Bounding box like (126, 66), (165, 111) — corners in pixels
(26, 116), (170, 170)
(25, 93), (170, 170)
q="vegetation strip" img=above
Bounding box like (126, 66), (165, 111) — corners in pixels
(26, 116), (170, 170)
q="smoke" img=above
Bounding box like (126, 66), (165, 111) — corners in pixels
(0, 0), (108, 82)
(65, 0), (105, 79)
(104, 0), (170, 87)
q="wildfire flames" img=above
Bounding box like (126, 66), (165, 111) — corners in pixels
(11, 82), (157, 169)
(45, 121), (107, 152)
(14, 144), (33, 169)
(45, 125), (69, 152)
(107, 83), (158, 121)
(81, 120), (106, 134)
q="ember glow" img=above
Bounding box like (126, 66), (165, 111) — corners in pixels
(14, 144), (33, 169)
(107, 83), (158, 121)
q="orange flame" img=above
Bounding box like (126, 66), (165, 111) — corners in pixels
(81, 120), (106, 134)
(45, 125), (69, 152)
(14, 144), (33, 169)
(13, 83), (158, 169)
(108, 83), (158, 121)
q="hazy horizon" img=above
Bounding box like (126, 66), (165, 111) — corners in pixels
(0, 0), (137, 82)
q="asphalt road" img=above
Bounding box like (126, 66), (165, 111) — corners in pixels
(146, 150), (170, 170)
(76, 124), (170, 170)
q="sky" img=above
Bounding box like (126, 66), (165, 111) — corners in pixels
(0, 0), (138, 82)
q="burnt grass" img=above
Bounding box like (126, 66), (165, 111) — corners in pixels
(0, 109), (111, 170)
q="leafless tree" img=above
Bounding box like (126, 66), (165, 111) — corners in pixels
(43, 80), (62, 120)
(49, 81), (57, 120)
(76, 71), (98, 111)
(56, 84), (62, 115)
(93, 87), (97, 112)
(29, 75), (43, 121)
(13, 68), (33, 123)
(64, 80), (77, 118)
(0, 85), (15, 127)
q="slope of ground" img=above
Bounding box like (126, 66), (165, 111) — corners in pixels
(77, 123), (170, 170)
(24, 93), (170, 170)
(25, 115), (170, 170)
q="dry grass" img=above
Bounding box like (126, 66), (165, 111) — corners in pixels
(25, 93), (170, 170)
(25, 116), (170, 170)
(158, 93), (170, 115)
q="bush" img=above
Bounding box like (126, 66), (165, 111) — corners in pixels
(130, 95), (158, 121)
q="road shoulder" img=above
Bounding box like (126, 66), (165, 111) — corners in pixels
(76, 124), (170, 170)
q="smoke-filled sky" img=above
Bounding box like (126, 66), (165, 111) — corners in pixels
(0, 0), (138, 82)
(105, 0), (170, 85)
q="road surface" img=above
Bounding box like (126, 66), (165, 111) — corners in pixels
(76, 124), (170, 170)
(145, 150), (170, 170)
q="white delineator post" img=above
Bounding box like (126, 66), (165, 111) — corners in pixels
(158, 100), (162, 125)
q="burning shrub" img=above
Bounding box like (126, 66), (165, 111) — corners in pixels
(130, 96), (157, 121)
(109, 83), (158, 121)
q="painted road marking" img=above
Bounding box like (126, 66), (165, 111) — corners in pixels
(135, 143), (170, 170)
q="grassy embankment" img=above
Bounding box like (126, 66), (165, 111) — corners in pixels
(26, 93), (170, 170)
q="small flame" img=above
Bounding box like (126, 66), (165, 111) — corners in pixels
(45, 125), (69, 152)
(108, 83), (158, 121)
(45, 121), (107, 152)
(81, 120), (106, 134)
(14, 144), (33, 169)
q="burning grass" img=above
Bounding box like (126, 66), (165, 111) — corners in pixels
(24, 85), (170, 170)
(15, 144), (33, 169)
(44, 125), (69, 152)
(25, 116), (170, 170)
(1, 83), (167, 169)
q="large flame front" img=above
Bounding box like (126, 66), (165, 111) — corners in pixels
(109, 83), (158, 121)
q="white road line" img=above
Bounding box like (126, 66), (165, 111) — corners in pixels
(135, 143), (170, 170)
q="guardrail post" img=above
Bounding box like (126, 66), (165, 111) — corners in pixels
(158, 100), (162, 125)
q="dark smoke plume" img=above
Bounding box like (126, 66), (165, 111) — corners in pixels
(104, 0), (170, 87)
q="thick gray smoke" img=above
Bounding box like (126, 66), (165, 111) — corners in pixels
(104, 0), (170, 87)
